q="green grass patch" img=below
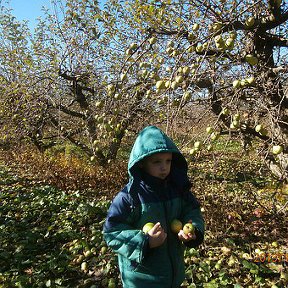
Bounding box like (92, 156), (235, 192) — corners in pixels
(0, 141), (287, 288)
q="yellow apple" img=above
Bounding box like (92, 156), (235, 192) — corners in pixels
(188, 32), (196, 41)
(271, 241), (278, 248)
(165, 80), (171, 88)
(183, 223), (194, 235)
(156, 80), (166, 89)
(272, 145), (283, 155)
(259, 128), (268, 136)
(182, 66), (191, 75)
(210, 132), (220, 141)
(207, 144), (213, 151)
(166, 47), (174, 55)
(214, 35), (226, 50)
(203, 42), (209, 49)
(142, 222), (154, 234)
(221, 107), (229, 115)
(245, 16), (255, 27)
(120, 73), (127, 81)
(81, 261), (88, 271)
(129, 42), (137, 49)
(172, 50), (179, 57)
(196, 44), (204, 53)
(212, 22), (223, 31)
(233, 80), (241, 89)
(206, 126), (213, 134)
(189, 148), (197, 155)
(192, 23), (200, 31)
(194, 141), (202, 149)
(214, 35), (223, 43)
(187, 45), (195, 53)
(225, 38), (234, 49)
(183, 91), (192, 101)
(246, 76), (255, 85)
(229, 31), (237, 39)
(175, 75), (184, 83)
(125, 48), (132, 55)
(255, 124), (268, 135)
(149, 36), (157, 45)
(233, 114), (240, 121)
(240, 79), (248, 87)
(171, 81), (179, 90)
(255, 124), (263, 133)
(245, 54), (258, 66)
(230, 120), (240, 129)
(84, 250), (92, 258)
(170, 219), (183, 233)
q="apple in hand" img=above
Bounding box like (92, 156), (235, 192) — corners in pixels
(183, 223), (195, 235)
(170, 219), (183, 233)
(142, 222), (155, 234)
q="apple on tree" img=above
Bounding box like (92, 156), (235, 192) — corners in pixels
(272, 145), (283, 155)
(129, 42), (138, 50)
(232, 79), (241, 89)
(148, 36), (157, 45)
(206, 126), (214, 134)
(221, 107), (229, 115)
(245, 54), (258, 66)
(245, 16), (255, 27)
(156, 80), (166, 90)
(192, 23), (200, 31)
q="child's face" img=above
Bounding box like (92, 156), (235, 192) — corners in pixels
(141, 152), (172, 180)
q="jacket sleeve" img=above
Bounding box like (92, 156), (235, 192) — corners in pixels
(181, 190), (205, 248)
(103, 190), (148, 263)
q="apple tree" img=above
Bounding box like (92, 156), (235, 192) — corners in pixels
(1, 0), (288, 177)
(105, 0), (288, 180)
(0, 0), (160, 165)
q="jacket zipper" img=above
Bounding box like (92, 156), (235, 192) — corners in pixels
(163, 200), (176, 288)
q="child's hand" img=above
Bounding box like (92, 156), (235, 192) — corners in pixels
(148, 222), (167, 248)
(177, 220), (196, 242)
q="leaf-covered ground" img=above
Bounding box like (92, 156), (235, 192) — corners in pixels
(0, 145), (287, 288)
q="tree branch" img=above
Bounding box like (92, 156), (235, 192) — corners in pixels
(53, 104), (86, 119)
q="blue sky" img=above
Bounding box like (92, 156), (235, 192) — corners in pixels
(8, 0), (51, 30)
(7, 0), (106, 31)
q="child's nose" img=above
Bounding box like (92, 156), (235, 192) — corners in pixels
(161, 164), (167, 171)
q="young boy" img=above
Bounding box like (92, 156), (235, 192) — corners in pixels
(103, 125), (205, 288)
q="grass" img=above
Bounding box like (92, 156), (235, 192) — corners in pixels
(0, 139), (287, 287)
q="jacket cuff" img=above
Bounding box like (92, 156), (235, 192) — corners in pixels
(141, 234), (151, 261)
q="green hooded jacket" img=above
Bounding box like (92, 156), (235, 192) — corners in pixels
(103, 126), (205, 288)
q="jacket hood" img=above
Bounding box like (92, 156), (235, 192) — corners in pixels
(128, 126), (188, 184)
